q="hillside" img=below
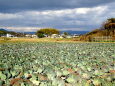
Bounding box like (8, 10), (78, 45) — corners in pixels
(0, 28), (7, 36)
(80, 18), (115, 41)
(0, 28), (25, 37)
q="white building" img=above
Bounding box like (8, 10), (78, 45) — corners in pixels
(51, 34), (60, 38)
(66, 35), (72, 38)
(25, 34), (38, 38)
(73, 34), (79, 38)
(32, 35), (37, 38)
(6, 34), (14, 37)
(25, 34), (32, 38)
(59, 36), (64, 39)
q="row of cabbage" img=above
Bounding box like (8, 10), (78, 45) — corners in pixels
(0, 42), (115, 86)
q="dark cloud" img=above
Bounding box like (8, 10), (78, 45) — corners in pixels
(0, 0), (115, 13)
(0, 4), (113, 31)
(0, 0), (115, 31)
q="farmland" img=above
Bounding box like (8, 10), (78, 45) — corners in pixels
(0, 42), (115, 86)
(0, 38), (80, 43)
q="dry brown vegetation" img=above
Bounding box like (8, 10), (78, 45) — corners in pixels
(80, 18), (115, 41)
(0, 37), (82, 43)
(80, 29), (115, 41)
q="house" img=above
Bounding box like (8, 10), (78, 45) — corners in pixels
(50, 34), (79, 39)
(1, 33), (15, 38)
(6, 34), (14, 37)
(25, 34), (32, 38)
(51, 34), (60, 38)
(66, 35), (72, 38)
(32, 35), (37, 38)
(25, 34), (38, 38)
(59, 36), (64, 39)
(60, 34), (73, 38)
(73, 34), (80, 38)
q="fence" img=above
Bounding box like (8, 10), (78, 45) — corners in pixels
(91, 36), (113, 42)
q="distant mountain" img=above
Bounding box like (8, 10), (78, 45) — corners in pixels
(24, 30), (89, 35)
(24, 32), (36, 34)
(0, 28), (89, 35)
(60, 30), (89, 35)
(0, 28), (8, 32)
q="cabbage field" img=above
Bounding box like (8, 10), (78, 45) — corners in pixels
(0, 42), (115, 86)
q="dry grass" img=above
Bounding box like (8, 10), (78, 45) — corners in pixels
(0, 37), (80, 43)
(10, 38), (77, 42)
(0, 37), (115, 43)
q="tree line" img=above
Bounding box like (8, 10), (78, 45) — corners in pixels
(36, 28), (60, 38)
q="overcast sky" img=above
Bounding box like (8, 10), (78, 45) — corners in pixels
(0, 0), (115, 32)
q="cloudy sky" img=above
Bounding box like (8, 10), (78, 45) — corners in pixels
(0, 0), (115, 32)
